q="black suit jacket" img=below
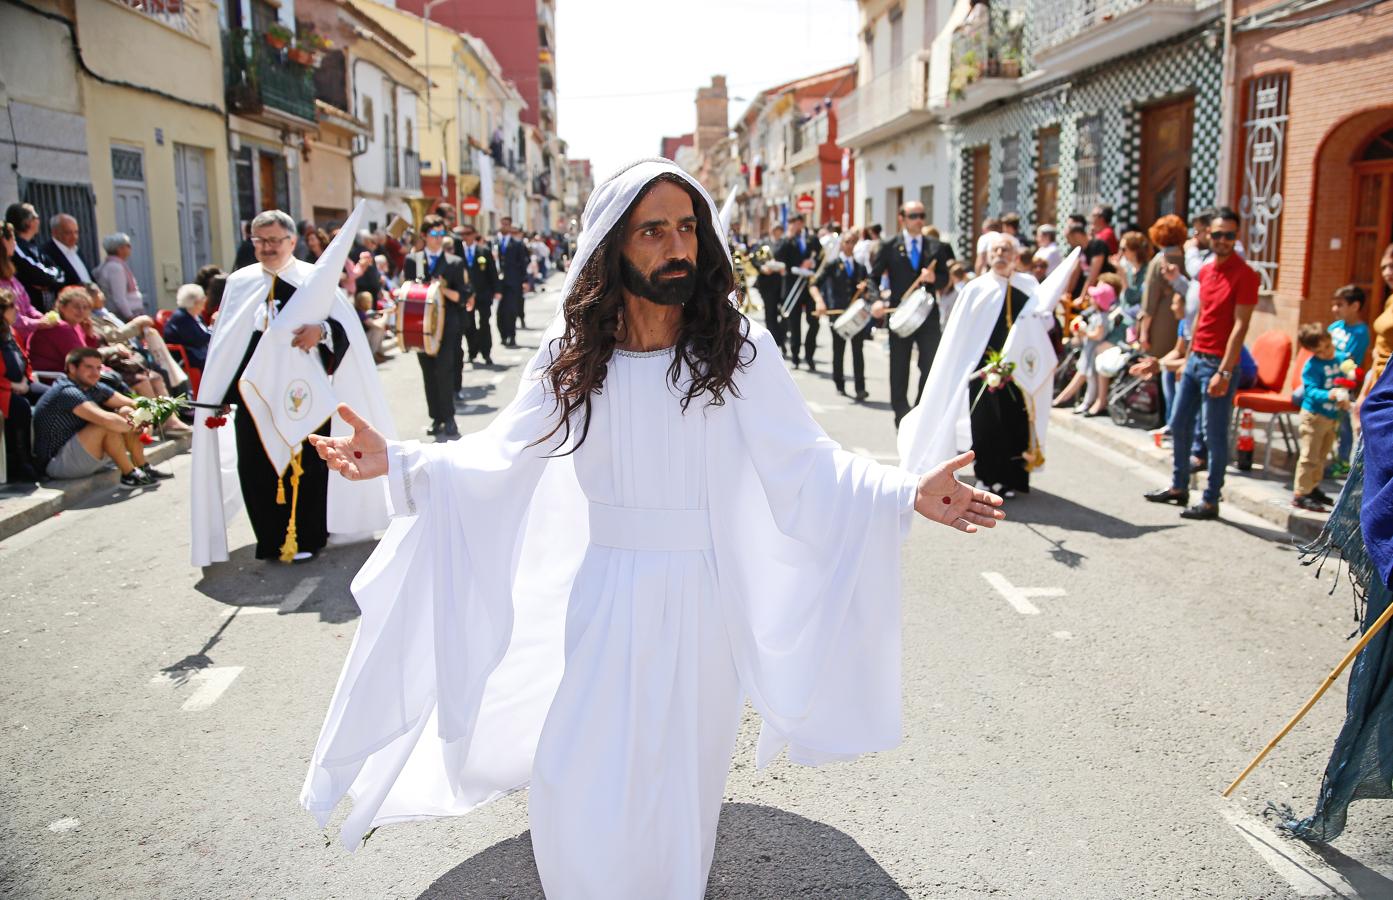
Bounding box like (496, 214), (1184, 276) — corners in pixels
(870, 233), (956, 304)
(13, 236), (65, 310)
(404, 251), (471, 320)
(41, 239), (91, 289)
(775, 231), (822, 300)
(462, 243), (499, 306)
(497, 236), (530, 288)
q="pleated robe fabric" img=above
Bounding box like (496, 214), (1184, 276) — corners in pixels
(301, 324), (921, 899)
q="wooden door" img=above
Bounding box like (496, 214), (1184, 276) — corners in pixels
(970, 144), (990, 239)
(174, 144), (212, 281)
(1347, 162), (1393, 320)
(1138, 96), (1194, 228)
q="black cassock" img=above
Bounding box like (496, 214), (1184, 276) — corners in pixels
(222, 277), (350, 560)
(969, 283), (1032, 494)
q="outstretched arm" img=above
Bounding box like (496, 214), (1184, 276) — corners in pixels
(913, 450), (1004, 533)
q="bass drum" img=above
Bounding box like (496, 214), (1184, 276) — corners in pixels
(889, 286), (932, 337)
(833, 298), (872, 340)
(394, 281), (445, 356)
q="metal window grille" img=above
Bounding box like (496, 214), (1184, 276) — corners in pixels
(1239, 73), (1289, 292)
(1000, 135), (1020, 215)
(1074, 114), (1102, 215)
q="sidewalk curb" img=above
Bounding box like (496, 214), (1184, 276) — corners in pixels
(1048, 409), (1326, 543)
(0, 436), (190, 543)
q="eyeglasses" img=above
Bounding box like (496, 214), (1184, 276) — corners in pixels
(250, 235), (292, 248)
(427, 230), (447, 237)
(905, 212), (926, 220)
(1210, 230), (1238, 241)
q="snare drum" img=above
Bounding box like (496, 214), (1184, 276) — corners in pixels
(394, 281), (446, 356)
(889, 286), (932, 337)
(833, 298), (872, 340)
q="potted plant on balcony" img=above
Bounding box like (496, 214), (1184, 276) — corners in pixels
(295, 27), (332, 67)
(265, 22), (292, 51)
(999, 46), (1021, 79)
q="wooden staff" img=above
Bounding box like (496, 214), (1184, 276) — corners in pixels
(1223, 598), (1393, 797)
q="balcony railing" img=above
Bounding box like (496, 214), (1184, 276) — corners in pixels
(1031, 0), (1196, 54)
(790, 113), (829, 168)
(837, 55), (930, 147)
(223, 29), (316, 123)
(113, 0), (202, 38)
(948, 3), (1025, 101)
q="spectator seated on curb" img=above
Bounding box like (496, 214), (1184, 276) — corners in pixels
(27, 285), (101, 376)
(163, 283), (212, 370)
(355, 291), (391, 363)
(83, 286), (192, 434)
(0, 287), (41, 481)
(30, 347), (171, 488)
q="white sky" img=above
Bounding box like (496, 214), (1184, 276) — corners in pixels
(555, 0), (859, 181)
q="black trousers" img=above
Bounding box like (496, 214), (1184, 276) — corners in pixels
(969, 381), (1031, 493)
(498, 285), (523, 342)
(419, 313), (462, 423)
(889, 316), (941, 425)
(234, 400), (330, 560)
(756, 278), (785, 353)
(784, 301), (820, 365)
(4, 393), (37, 481)
(466, 301), (493, 361)
(832, 332), (868, 394)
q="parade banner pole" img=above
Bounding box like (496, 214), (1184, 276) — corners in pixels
(1223, 598), (1393, 797)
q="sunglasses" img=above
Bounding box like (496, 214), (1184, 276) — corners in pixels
(427, 230), (447, 237)
(904, 212), (926, 220)
(1210, 230), (1238, 241)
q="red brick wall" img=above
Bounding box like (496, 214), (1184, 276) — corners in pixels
(1231, 1), (1393, 341)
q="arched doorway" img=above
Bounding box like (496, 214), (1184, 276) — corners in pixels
(1348, 126), (1393, 313)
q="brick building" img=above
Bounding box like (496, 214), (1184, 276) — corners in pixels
(1229, 0), (1393, 346)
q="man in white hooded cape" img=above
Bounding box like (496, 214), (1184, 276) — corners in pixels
(898, 236), (1077, 494)
(299, 158), (1004, 898)
(188, 208), (395, 567)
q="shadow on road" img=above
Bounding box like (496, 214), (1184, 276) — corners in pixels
(192, 540), (371, 625)
(415, 803), (909, 899)
(1007, 488), (1182, 541)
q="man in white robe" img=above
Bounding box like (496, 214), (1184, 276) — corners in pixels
(898, 237), (1072, 497)
(188, 210), (395, 566)
(299, 158), (1004, 898)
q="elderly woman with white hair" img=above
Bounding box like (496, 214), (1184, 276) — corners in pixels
(163, 283), (213, 369)
(91, 232), (145, 319)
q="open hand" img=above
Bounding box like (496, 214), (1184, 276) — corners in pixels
(913, 450), (1005, 533)
(308, 403), (388, 481)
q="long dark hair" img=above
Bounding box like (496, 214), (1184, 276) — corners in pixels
(537, 173), (753, 454)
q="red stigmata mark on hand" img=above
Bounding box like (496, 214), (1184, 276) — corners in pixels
(354, 451), (363, 459)
(942, 497), (952, 505)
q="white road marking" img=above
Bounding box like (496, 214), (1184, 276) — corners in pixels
(219, 575), (321, 617)
(151, 666), (244, 712)
(48, 818), (80, 833)
(805, 401), (830, 415)
(489, 373), (506, 386)
(1052, 630), (1073, 640)
(1217, 802), (1358, 897)
(981, 572), (1065, 616)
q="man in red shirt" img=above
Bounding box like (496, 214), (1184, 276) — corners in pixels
(1144, 208), (1258, 519)
(1090, 204), (1119, 256)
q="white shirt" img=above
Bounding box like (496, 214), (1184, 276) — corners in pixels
(55, 241), (90, 283)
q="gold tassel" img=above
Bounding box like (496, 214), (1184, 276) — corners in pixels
(278, 449), (304, 563)
(276, 475), (286, 505)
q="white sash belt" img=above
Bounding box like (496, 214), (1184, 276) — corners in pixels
(587, 502), (712, 552)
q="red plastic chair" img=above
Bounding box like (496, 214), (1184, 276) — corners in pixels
(155, 308), (201, 395)
(1231, 331), (1301, 471)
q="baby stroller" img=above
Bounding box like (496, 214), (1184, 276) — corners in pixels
(1102, 346), (1163, 430)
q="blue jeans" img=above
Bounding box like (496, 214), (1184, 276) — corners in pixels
(1162, 369), (1178, 426)
(1170, 353), (1237, 505)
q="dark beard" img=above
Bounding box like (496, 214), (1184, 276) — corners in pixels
(620, 255), (696, 306)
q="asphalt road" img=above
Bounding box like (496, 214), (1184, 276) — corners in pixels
(4, 278), (1392, 899)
